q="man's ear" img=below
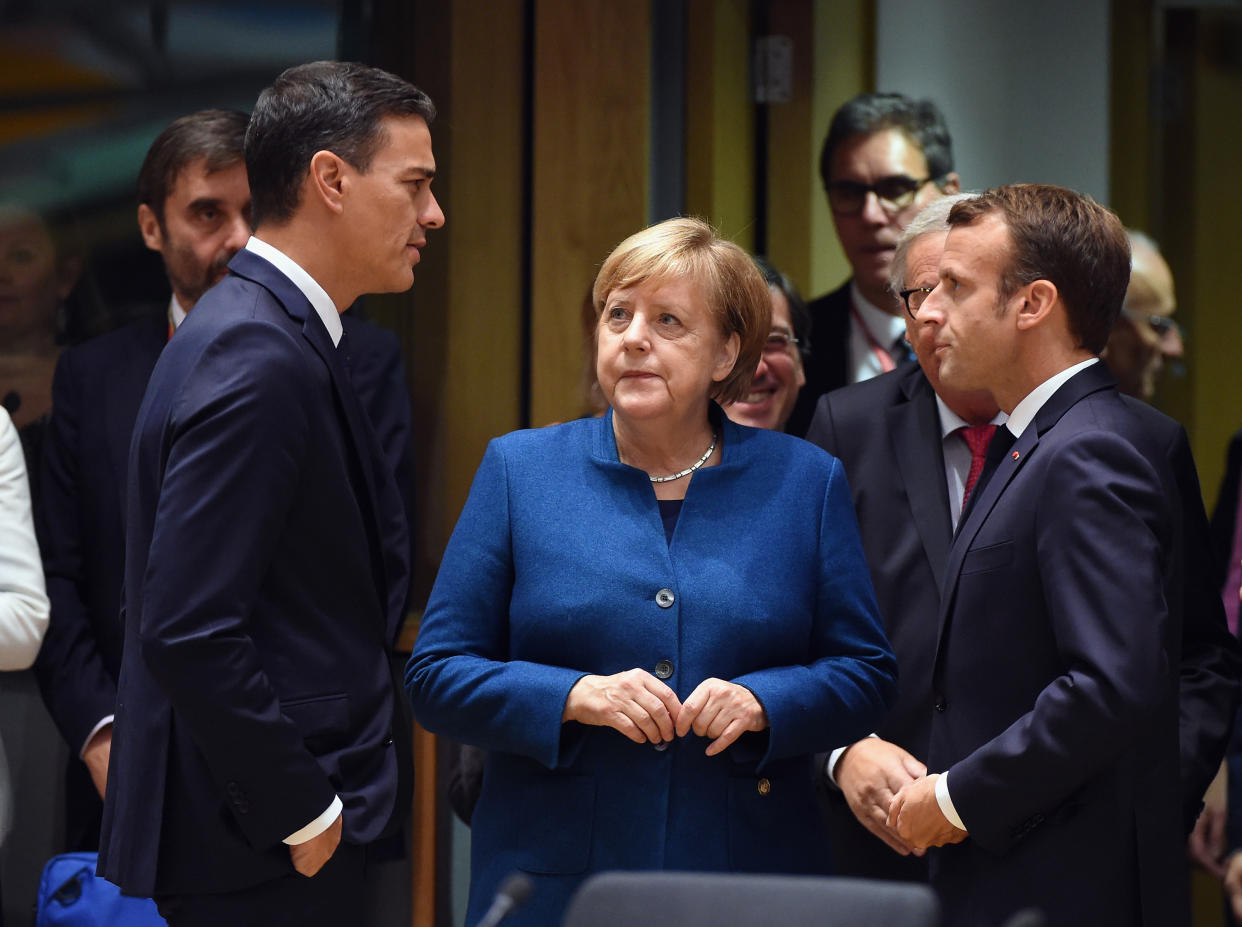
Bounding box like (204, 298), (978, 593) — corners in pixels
(1014, 279), (1058, 331)
(137, 203), (163, 252)
(307, 150), (348, 214)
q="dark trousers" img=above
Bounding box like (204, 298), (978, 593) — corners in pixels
(155, 842), (366, 927)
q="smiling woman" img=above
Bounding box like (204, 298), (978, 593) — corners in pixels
(406, 217), (898, 927)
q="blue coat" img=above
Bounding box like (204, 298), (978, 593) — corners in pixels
(406, 408), (896, 926)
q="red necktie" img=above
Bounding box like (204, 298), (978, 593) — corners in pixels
(958, 424), (998, 508)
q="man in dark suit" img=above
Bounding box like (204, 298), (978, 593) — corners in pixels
(811, 196), (1239, 896)
(34, 109), (416, 855)
(98, 62), (442, 924)
(884, 185), (1231, 926)
(787, 93), (959, 437)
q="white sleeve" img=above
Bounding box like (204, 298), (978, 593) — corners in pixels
(0, 409), (49, 670)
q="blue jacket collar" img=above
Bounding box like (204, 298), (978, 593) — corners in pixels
(591, 401), (753, 471)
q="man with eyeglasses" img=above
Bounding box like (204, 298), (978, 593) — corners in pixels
(785, 92), (959, 437)
(806, 194), (1004, 885)
(1103, 230), (1185, 402)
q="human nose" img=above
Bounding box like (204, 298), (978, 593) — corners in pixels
(916, 286), (946, 324)
(420, 191), (445, 230)
(223, 213), (250, 254)
(859, 190), (889, 225)
(1162, 326), (1184, 359)
(621, 313), (651, 350)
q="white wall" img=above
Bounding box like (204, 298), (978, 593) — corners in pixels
(875, 0), (1112, 204)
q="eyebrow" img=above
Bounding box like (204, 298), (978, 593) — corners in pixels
(401, 166), (436, 181)
(187, 197), (224, 213)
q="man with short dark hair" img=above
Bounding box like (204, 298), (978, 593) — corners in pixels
(787, 92), (959, 436)
(98, 61), (442, 924)
(34, 108), (252, 849)
(35, 104), (417, 858)
(809, 196), (1238, 900)
(884, 184), (1205, 926)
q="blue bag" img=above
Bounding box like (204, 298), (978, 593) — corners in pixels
(35, 852), (167, 927)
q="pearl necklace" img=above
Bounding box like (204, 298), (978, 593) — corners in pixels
(648, 432), (718, 483)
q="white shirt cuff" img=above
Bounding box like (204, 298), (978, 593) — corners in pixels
(79, 716), (114, 759)
(825, 733), (879, 786)
(934, 770), (966, 831)
(283, 795), (342, 845)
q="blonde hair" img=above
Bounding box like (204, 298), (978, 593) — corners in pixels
(592, 218), (770, 405)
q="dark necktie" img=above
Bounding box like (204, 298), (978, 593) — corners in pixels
(957, 424), (998, 508)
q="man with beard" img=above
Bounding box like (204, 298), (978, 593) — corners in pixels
(33, 108), (415, 854)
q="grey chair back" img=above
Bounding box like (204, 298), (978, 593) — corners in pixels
(562, 871), (940, 927)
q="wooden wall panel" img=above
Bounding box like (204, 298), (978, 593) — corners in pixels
(808, 0), (873, 299)
(685, 0), (756, 249)
(764, 0), (815, 291)
(529, 0), (650, 427)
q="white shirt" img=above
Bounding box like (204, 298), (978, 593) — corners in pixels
(169, 293), (188, 331)
(245, 237), (343, 347)
(935, 397), (1009, 532)
(934, 356), (1100, 831)
(848, 285), (909, 384)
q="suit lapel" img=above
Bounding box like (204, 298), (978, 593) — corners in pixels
(934, 361), (1118, 659)
(887, 370), (954, 588)
(228, 250), (395, 629)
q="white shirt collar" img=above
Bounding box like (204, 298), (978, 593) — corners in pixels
(244, 236), (343, 347)
(933, 395), (1008, 440)
(1005, 357), (1098, 438)
(168, 294), (188, 331)
(850, 283), (907, 346)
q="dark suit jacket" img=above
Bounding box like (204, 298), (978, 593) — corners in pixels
(805, 362), (944, 881)
(929, 363), (1206, 927)
(34, 302), (414, 851)
(98, 250), (410, 896)
(808, 364), (1238, 894)
(786, 281), (851, 438)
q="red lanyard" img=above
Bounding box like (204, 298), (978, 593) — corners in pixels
(850, 304), (896, 373)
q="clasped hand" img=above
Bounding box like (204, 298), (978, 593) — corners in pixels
(886, 773), (967, 850)
(563, 670), (768, 755)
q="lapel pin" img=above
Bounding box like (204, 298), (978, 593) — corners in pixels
(1011, 451), (1020, 460)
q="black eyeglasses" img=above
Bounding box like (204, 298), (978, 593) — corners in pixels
(898, 286), (935, 320)
(826, 175), (933, 216)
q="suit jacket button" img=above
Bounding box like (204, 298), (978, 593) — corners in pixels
(226, 781), (241, 797)
(384, 737), (394, 747)
(757, 778), (771, 796)
(653, 741), (669, 752)
(654, 660), (674, 679)
(934, 695), (947, 712)
(656, 588), (675, 608)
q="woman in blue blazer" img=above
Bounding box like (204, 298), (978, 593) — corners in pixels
(407, 218), (897, 926)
